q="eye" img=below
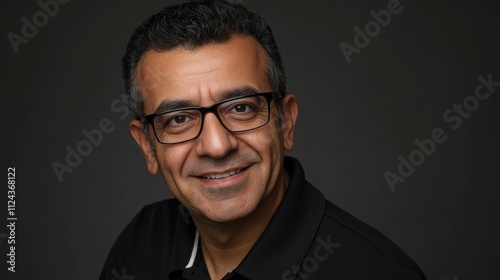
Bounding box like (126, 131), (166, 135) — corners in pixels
(232, 104), (253, 113)
(163, 114), (194, 128)
(155, 110), (199, 133)
(170, 115), (188, 125)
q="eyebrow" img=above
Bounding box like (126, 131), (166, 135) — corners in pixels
(152, 86), (261, 114)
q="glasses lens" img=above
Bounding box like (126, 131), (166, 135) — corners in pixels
(218, 95), (269, 132)
(153, 109), (202, 143)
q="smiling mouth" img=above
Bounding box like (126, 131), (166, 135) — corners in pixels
(202, 169), (242, 180)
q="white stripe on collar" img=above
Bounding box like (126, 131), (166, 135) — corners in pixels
(185, 230), (199, 269)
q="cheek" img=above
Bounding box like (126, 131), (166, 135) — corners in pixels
(156, 145), (193, 179)
(242, 126), (283, 161)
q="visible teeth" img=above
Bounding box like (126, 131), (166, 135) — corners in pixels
(203, 169), (241, 180)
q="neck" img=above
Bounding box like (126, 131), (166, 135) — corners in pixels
(192, 171), (289, 279)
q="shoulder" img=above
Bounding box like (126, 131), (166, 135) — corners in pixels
(100, 198), (193, 279)
(119, 198), (188, 242)
(311, 200), (427, 279)
(322, 200), (414, 265)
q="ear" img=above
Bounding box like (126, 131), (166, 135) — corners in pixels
(281, 93), (298, 151)
(130, 120), (159, 175)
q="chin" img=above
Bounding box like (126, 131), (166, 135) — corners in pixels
(200, 198), (256, 223)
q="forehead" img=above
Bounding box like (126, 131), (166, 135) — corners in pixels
(136, 35), (271, 115)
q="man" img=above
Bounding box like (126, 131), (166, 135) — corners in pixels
(101, 1), (427, 279)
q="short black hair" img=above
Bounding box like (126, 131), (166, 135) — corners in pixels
(122, 0), (287, 121)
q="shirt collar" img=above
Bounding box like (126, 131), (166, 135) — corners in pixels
(166, 206), (198, 278)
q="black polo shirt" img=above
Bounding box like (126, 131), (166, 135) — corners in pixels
(100, 157), (427, 279)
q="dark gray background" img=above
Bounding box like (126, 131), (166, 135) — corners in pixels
(1, 0), (499, 279)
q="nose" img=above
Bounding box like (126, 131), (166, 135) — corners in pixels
(194, 113), (238, 159)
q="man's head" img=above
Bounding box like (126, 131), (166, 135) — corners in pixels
(124, 0), (298, 223)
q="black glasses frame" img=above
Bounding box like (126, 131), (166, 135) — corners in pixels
(142, 92), (283, 144)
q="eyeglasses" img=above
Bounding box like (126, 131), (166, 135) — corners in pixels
(142, 92), (283, 144)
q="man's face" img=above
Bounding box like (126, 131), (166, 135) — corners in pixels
(130, 35), (297, 223)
